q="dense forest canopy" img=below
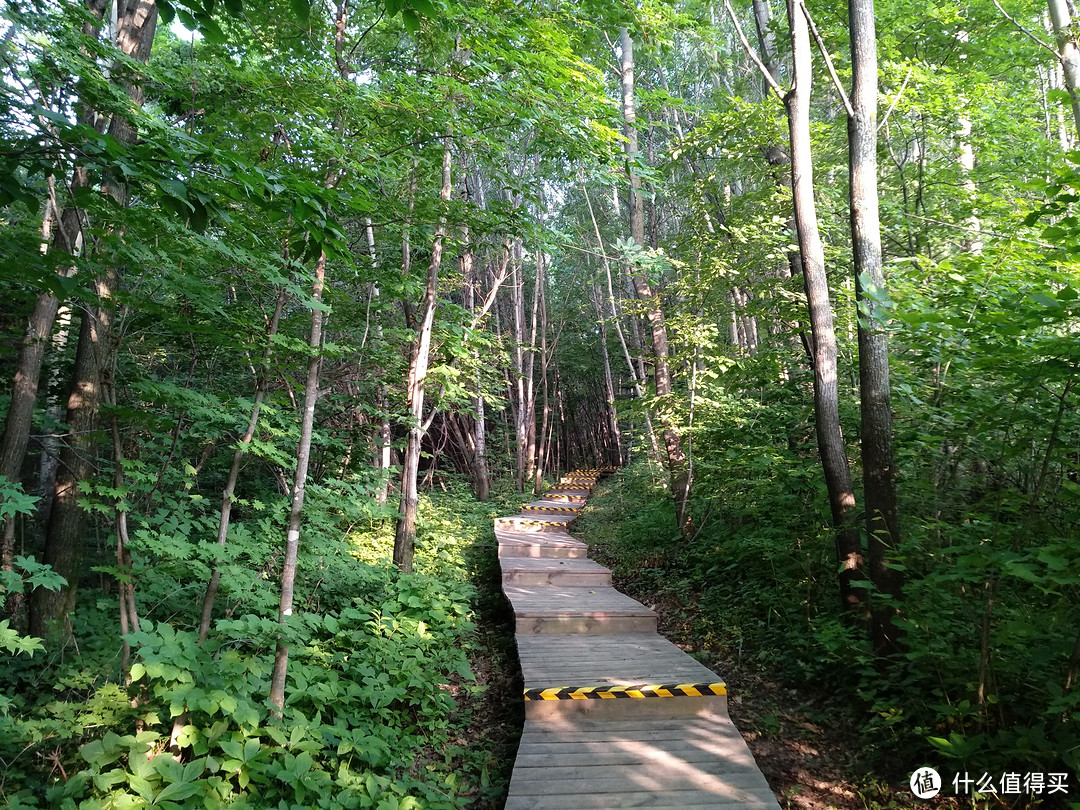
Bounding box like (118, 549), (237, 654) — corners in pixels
(1, 0), (1079, 806)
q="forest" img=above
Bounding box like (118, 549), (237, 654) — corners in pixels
(1, 0), (1079, 806)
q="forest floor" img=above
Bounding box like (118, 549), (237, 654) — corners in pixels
(610, 575), (870, 810)
(587, 555), (950, 810)
(458, 526), (524, 809)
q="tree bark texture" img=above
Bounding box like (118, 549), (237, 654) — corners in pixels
(783, 0), (866, 615)
(393, 131), (454, 573)
(1048, 0), (1080, 140)
(849, 0), (903, 656)
(269, 254), (326, 710)
(620, 27), (692, 536)
(28, 1), (158, 637)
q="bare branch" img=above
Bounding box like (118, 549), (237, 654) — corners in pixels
(798, 0), (855, 118)
(992, 0), (1061, 62)
(878, 67), (913, 132)
(722, 0), (785, 102)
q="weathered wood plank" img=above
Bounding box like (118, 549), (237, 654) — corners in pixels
(497, 469), (779, 810)
(504, 790), (778, 809)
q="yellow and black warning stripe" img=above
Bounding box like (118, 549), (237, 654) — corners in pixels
(524, 682), (727, 700)
(522, 505), (581, 513)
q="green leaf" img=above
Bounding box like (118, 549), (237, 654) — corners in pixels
(291, 0), (311, 26)
(401, 8), (421, 32)
(157, 0), (177, 25)
(408, 0), (437, 16)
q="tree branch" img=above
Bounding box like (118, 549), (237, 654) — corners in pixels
(878, 67), (912, 132)
(722, 0), (785, 102)
(798, 0), (855, 118)
(992, 0), (1061, 63)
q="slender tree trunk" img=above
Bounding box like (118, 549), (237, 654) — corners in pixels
(956, 99), (982, 254)
(510, 231), (528, 491)
(1, 0), (108, 594)
(783, 0), (866, 615)
(849, 0), (903, 656)
(394, 130), (454, 573)
(752, 0), (780, 87)
(583, 183), (659, 463)
(523, 237), (542, 488)
(364, 218), (393, 506)
(28, 1), (158, 637)
(534, 271), (551, 494)
(460, 188), (490, 501)
(268, 252), (326, 710)
(198, 289), (286, 642)
(620, 27), (691, 536)
(1048, 0), (1080, 140)
(594, 283), (623, 466)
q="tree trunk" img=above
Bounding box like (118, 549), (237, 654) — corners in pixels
(849, 0), (903, 656)
(594, 283), (623, 467)
(28, 0), (158, 638)
(394, 130), (454, 573)
(783, 0), (866, 615)
(620, 27), (691, 536)
(1048, 0), (1080, 140)
(199, 289), (286, 642)
(1, 0), (109, 593)
(268, 252), (326, 710)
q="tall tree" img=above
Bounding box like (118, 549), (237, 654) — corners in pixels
(619, 27), (692, 536)
(849, 0), (903, 656)
(28, 0), (159, 638)
(727, 0), (866, 613)
(394, 129), (454, 573)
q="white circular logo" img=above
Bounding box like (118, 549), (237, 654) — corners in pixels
(910, 767), (941, 799)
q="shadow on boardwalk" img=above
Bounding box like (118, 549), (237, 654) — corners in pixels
(496, 469), (781, 809)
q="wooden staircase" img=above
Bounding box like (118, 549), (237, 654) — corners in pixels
(497, 468), (781, 809)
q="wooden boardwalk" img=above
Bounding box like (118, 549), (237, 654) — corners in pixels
(498, 469), (780, 809)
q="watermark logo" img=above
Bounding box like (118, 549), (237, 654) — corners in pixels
(910, 767), (942, 799)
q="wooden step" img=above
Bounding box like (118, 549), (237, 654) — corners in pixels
(505, 585), (657, 635)
(501, 556), (612, 587)
(507, 711), (780, 809)
(516, 633), (727, 720)
(497, 529), (589, 559)
(543, 492), (588, 504)
(522, 500), (584, 515)
(496, 514), (577, 533)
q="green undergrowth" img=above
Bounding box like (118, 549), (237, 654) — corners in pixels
(576, 458), (1080, 806)
(0, 481), (524, 809)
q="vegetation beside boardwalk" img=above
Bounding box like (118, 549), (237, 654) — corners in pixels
(1, 485), (521, 808)
(579, 462), (1079, 806)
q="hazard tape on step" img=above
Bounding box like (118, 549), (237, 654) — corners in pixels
(524, 683), (727, 700)
(523, 505), (580, 512)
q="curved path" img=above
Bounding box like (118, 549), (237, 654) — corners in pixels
(497, 469), (781, 809)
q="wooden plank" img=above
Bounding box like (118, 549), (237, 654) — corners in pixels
(497, 471), (779, 810)
(505, 585), (654, 614)
(512, 744), (754, 768)
(504, 790), (778, 809)
(502, 559), (613, 587)
(509, 767), (773, 793)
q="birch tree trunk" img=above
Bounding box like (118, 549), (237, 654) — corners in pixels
(620, 27), (692, 537)
(1048, 0), (1080, 140)
(394, 130), (454, 573)
(268, 251), (327, 710)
